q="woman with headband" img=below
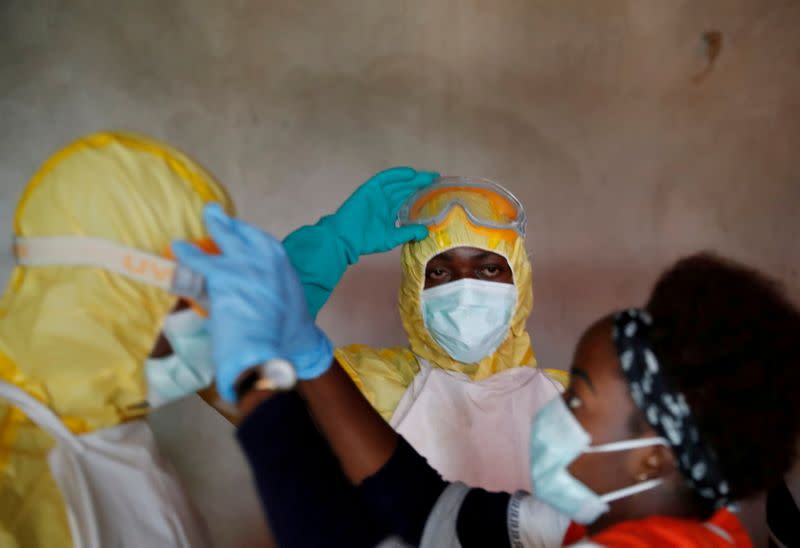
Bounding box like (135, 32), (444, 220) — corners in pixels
(176, 205), (800, 547)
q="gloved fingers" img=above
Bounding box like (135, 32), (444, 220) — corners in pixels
(388, 182), (437, 221)
(203, 203), (249, 256)
(172, 241), (218, 278)
(386, 184), (432, 209)
(383, 169), (438, 188)
(382, 170), (439, 194)
(384, 171), (440, 204)
(386, 224), (429, 248)
(204, 204), (284, 263)
(365, 166), (418, 189)
(383, 177), (435, 196)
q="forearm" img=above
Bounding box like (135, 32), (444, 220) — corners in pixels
(298, 360), (398, 484)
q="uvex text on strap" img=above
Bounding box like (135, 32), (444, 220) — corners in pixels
(14, 236), (209, 312)
(612, 308), (731, 505)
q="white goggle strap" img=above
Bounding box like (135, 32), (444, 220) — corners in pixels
(13, 236), (207, 307)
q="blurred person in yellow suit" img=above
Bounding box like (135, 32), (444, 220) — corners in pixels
(0, 132), (233, 546)
(282, 170), (568, 493)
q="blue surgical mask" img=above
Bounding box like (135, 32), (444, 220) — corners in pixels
(530, 396), (669, 524)
(421, 278), (516, 364)
(145, 309), (215, 407)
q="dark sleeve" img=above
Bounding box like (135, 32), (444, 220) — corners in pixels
(358, 436), (512, 547)
(456, 489), (512, 547)
(236, 392), (387, 548)
(357, 436), (447, 545)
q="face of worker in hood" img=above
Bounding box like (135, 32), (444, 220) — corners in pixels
(424, 247), (514, 289)
(149, 300), (192, 359)
(399, 204), (535, 379)
(421, 247), (516, 364)
(145, 298), (218, 408)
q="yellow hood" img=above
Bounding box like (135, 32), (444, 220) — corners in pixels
(0, 132), (233, 429)
(398, 206), (535, 380)
(0, 132), (232, 546)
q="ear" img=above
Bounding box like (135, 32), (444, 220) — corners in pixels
(633, 444), (677, 483)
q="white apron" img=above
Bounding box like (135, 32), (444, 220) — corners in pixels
(390, 358), (562, 493)
(0, 381), (211, 548)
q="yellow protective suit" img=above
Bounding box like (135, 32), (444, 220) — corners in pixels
(0, 132), (233, 547)
(337, 202), (568, 422)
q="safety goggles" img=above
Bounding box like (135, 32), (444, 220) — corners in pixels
(396, 176), (526, 238)
(13, 235), (216, 315)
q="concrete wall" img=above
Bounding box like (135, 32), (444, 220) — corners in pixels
(2, 1), (799, 545)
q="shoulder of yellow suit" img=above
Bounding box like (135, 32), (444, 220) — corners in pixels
(0, 131), (234, 432)
(335, 345), (420, 421)
(398, 205), (537, 380)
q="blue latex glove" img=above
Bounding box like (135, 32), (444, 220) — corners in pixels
(283, 167), (439, 319)
(173, 204), (334, 402)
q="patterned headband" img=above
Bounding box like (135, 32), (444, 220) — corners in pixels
(612, 309), (730, 505)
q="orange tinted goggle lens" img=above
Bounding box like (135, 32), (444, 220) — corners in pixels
(409, 186), (520, 224)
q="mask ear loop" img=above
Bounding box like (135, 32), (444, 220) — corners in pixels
(584, 437), (670, 454)
(600, 478), (664, 503)
(584, 437), (670, 503)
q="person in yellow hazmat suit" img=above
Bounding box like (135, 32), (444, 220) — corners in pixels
(0, 132), (233, 546)
(282, 170), (568, 493)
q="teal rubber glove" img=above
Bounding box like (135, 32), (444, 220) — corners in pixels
(283, 167), (439, 319)
(173, 204), (334, 402)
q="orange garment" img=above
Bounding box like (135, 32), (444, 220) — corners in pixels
(565, 509), (752, 547)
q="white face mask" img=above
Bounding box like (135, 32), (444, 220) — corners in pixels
(145, 309), (215, 407)
(530, 396), (669, 524)
(421, 278), (517, 364)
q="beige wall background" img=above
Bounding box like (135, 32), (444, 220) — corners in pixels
(1, 1), (799, 545)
